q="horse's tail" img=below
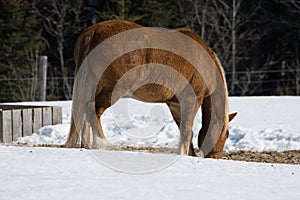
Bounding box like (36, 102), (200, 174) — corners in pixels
(65, 70), (89, 148)
(65, 30), (97, 148)
(66, 59), (91, 148)
(64, 53), (90, 148)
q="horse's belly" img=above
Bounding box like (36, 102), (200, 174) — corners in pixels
(132, 84), (174, 103)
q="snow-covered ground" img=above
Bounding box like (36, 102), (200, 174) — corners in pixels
(1, 146), (299, 200)
(15, 96), (300, 152)
(1, 97), (300, 200)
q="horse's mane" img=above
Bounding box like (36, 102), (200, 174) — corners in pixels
(175, 27), (229, 129)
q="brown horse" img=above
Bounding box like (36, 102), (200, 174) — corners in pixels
(65, 20), (237, 158)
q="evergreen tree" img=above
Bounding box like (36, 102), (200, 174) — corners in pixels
(134, 0), (176, 27)
(0, 0), (46, 102)
(98, 0), (143, 22)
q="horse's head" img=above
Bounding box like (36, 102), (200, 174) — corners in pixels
(204, 112), (237, 158)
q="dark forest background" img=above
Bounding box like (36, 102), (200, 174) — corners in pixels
(0, 0), (299, 102)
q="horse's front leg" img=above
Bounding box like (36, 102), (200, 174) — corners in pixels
(178, 127), (193, 155)
(167, 101), (196, 156)
(176, 101), (198, 156)
(198, 94), (226, 158)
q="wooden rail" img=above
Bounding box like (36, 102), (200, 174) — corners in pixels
(0, 105), (62, 143)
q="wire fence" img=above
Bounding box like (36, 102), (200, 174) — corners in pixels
(226, 68), (300, 96)
(0, 69), (299, 102)
(0, 77), (74, 102)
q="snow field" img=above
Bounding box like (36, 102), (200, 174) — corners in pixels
(1, 97), (300, 199)
(14, 97), (300, 152)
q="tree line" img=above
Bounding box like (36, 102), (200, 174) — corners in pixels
(0, 0), (299, 102)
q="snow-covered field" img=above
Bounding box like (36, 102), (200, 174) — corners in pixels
(15, 96), (300, 152)
(1, 146), (299, 200)
(1, 96), (300, 199)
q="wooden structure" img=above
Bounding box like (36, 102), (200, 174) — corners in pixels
(0, 105), (62, 143)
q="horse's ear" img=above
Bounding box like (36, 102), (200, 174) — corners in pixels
(229, 112), (238, 122)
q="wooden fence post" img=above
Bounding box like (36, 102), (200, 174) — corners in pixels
(42, 107), (52, 126)
(38, 56), (48, 101)
(32, 108), (42, 133)
(22, 109), (33, 137)
(52, 107), (62, 124)
(0, 109), (12, 143)
(12, 109), (22, 141)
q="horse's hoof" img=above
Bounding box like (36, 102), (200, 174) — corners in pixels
(198, 150), (204, 158)
(92, 137), (107, 149)
(189, 151), (197, 157)
(178, 146), (189, 156)
(84, 144), (92, 149)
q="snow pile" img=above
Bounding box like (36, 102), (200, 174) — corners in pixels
(17, 124), (69, 145)
(15, 96), (300, 152)
(226, 127), (300, 152)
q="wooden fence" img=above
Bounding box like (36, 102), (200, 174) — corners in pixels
(0, 105), (62, 143)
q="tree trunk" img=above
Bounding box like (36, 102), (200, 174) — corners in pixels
(231, 0), (237, 95)
(58, 37), (72, 99)
(296, 31), (300, 95)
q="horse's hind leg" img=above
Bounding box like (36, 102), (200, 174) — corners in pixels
(65, 115), (79, 148)
(86, 101), (107, 149)
(81, 120), (91, 149)
(167, 101), (197, 156)
(93, 107), (107, 148)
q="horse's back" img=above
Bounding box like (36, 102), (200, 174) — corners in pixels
(74, 20), (224, 102)
(74, 20), (143, 71)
